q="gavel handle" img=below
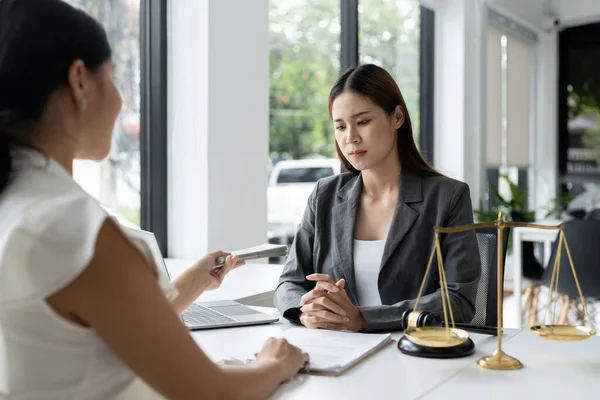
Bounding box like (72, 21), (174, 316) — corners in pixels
(452, 323), (501, 336)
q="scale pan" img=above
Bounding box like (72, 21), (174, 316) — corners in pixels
(530, 325), (596, 341)
(405, 326), (470, 348)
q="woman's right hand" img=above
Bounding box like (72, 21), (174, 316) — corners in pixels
(255, 337), (308, 382)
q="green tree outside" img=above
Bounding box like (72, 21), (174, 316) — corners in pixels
(269, 0), (422, 160)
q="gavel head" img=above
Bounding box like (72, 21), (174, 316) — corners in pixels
(401, 309), (443, 330)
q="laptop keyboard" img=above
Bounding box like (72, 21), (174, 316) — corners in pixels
(182, 303), (236, 326)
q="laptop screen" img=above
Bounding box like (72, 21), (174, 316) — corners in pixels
(118, 225), (172, 281)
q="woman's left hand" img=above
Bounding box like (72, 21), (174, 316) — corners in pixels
(299, 273), (366, 332)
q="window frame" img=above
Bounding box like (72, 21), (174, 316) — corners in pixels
(340, 0), (435, 164)
(140, 0), (168, 256)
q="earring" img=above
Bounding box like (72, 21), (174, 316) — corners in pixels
(80, 98), (88, 111)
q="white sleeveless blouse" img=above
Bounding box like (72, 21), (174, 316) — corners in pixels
(0, 149), (174, 399)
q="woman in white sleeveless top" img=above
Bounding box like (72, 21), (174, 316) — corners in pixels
(0, 1), (307, 399)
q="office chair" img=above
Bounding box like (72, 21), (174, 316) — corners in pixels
(470, 227), (511, 327)
(584, 208), (600, 220)
(522, 220), (600, 327)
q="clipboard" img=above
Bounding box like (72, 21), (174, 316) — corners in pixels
(299, 338), (395, 377)
(224, 329), (394, 377)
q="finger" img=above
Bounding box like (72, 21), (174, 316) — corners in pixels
(336, 279), (346, 290)
(224, 255), (239, 270)
(302, 312), (349, 325)
(306, 273), (335, 283)
(300, 313), (345, 330)
(314, 280), (340, 293)
(303, 310), (349, 324)
(209, 250), (230, 258)
(303, 318), (347, 331)
(214, 257), (235, 278)
(302, 352), (310, 366)
(300, 289), (327, 306)
(300, 302), (333, 314)
(300, 297), (346, 316)
(209, 271), (223, 285)
(313, 296), (347, 316)
(212, 268), (228, 281)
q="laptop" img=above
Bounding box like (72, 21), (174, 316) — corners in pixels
(122, 226), (279, 330)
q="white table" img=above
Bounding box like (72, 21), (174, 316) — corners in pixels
(191, 309), (600, 399)
(170, 256), (599, 399)
(512, 226), (560, 324)
(423, 330), (599, 399)
(191, 308), (519, 400)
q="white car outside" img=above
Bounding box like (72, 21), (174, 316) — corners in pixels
(267, 158), (342, 241)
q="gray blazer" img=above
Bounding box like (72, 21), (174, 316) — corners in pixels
(274, 170), (481, 332)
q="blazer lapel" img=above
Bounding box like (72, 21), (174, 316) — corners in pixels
(331, 174), (362, 304)
(379, 170), (423, 269)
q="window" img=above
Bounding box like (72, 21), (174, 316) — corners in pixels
(65, 0), (141, 227)
(267, 0), (435, 257)
(358, 0), (422, 143)
(269, 0), (341, 163)
(267, 0), (341, 241)
(484, 13), (536, 215)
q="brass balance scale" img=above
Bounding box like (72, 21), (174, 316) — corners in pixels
(399, 211), (596, 370)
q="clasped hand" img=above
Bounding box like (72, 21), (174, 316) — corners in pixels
(299, 273), (365, 332)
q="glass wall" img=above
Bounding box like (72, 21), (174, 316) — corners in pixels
(65, 0), (141, 227)
(267, 0), (433, 257)
(359, 0), (421, 142)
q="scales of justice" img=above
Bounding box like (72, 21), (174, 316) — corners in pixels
(398, 211), (596, 370)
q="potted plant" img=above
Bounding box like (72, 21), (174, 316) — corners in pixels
(544, 189), (575, 220)
(474, 173), (535, 223)
(473, 174), (535, 254)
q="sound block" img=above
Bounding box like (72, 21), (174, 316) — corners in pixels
(397, 335), (475, 358)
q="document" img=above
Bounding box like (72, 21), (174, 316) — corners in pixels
(225, 328), (392, 375)
(214, 243), (289, 267)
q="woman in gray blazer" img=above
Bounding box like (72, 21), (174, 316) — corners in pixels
(274, 64), (481, 332)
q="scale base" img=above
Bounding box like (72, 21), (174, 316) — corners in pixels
(477, 349), (523, 370)
(398, 335), (475, 358)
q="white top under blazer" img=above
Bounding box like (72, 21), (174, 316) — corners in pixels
(353, 239), (385, 306)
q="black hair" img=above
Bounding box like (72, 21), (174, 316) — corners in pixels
(328, 64), (439, 176)
(0, 0), (112, 191)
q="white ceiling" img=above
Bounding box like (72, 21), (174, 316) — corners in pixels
(489, 0), (600, 30)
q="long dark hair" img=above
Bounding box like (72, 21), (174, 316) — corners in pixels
(328, 64), (439, 176)
(0, 0), (112, 192)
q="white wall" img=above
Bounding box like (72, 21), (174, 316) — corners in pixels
(490, 0), (600, 29)
(488, 0), (546, 28)
(168, 0), (269, 259)
(434, 0), (487, 206)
